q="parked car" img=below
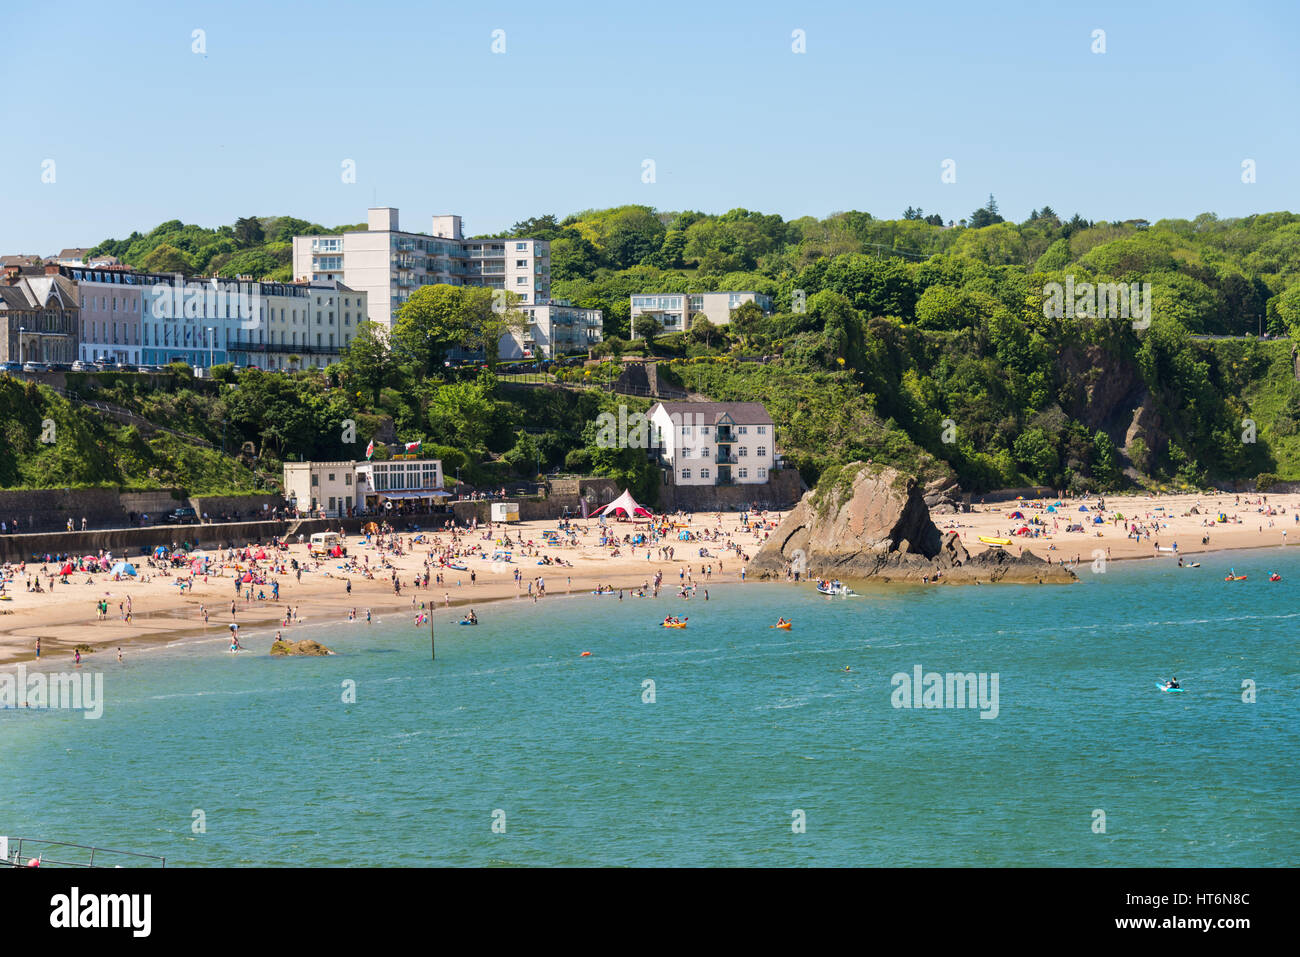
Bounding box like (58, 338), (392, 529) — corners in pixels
(93, 358), (123, 371)
(71, 360), (92, 371)
(49, 361), (72, 371)
(164, 507), (199, 525)
(0, 361), (23, 373)
(21, 361), (49, 373)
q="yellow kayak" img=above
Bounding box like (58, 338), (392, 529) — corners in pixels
(978, 536), (1012, 547)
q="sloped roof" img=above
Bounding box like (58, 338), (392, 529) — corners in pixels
(650, 401), (773, 425)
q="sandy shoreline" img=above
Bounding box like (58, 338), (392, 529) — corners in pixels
(2, 490), (1295, 667)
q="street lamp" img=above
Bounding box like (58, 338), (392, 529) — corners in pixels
(17, 327), (24, 364)
(207, 326), (215, 369)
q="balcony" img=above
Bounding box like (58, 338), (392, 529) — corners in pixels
(715, 452), (738, 464)
(715, 428), (735, 442)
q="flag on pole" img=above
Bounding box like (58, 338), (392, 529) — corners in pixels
(365, 439), (375, 460)
(404, 440), (422, 454)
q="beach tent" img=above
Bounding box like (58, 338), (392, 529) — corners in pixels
(110, 561), (137, 577)
(1046, 506), (1057, 513)
(1078, 506), (1089, 512)
(591, 489), (652, 519)
(154, 546), (169, 557)
(59, 563), (73, 576)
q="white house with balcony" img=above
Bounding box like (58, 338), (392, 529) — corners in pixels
(648, 401), (775, 486)
(629, 291), (773, 339)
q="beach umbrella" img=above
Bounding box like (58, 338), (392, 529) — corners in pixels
(110, 561), (137, 577)
(154, 546), (169, 557)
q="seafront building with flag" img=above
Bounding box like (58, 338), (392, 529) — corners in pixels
(283, 454), (445, 517)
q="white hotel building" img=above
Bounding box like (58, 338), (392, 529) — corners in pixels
(293, 207), (553, 329)
(649, 401), (776, 487)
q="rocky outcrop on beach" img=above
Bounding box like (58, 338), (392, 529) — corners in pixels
(269, 639), (334, 656)
(748, 462), (1076, 585)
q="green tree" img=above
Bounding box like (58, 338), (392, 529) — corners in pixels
(340, 322), (396, 406)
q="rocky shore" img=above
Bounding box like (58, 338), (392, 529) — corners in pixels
(748, 462), (1077, 585)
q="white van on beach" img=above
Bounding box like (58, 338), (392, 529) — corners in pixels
(309, 532), (346, 557)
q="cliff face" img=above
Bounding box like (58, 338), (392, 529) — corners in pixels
(748, 463), (1076, 584)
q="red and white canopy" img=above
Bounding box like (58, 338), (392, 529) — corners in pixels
(590, 489), (652, 518)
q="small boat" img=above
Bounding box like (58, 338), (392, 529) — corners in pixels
(458, 618), (478, 626)
(1156, 683), (1186, 693)
(447, 564), (468, 572)
(1269, 574), (1281, 582)
(1224, 575), (1247, 581)
(978, 536), (1012, 547)
(816, 580), (851, 596)
(771, 621), (792, 630)
(1184, 562), (1200, 568)
(661, 620), (687, 629)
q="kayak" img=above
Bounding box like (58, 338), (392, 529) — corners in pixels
(1269, 574), (1282, 582)
(661, 622), (687, 629)
(1224, 575), (1247, 581)
(1156, 683), (1186, 693)
(447, 564), (468, 571)
(1184, 562), (1201, 568)
(771, 622), (792, 630)
(979, 536), (1012, 547)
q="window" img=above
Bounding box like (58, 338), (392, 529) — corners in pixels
(700, 468), (710, 479)
(311, 475), (319, 487)
(681, 469), (691, 479)
(516, 260), (527, 267)
(758, 467), (768, 479)
(516, 243), (527, 250)
(757, 446), (766, 457)
(345, 473), (353, 486)
(739, 468), (748, 479)
(738, 426), (748, 434)
(681, 448), (691, 458)
(757, 425), (767, 434)
(739, 447), (748, 457)
(327, 473), (335, 482)
(701, 447), (710, 459)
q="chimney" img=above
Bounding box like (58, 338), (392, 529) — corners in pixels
(3, 265), (20, 283)
(45, 263), (60, 275)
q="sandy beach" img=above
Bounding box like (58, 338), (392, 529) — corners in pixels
(1, 489), (1295, 666)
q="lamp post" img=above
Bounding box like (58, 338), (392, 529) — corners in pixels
(207, 326), (215, 369)
(17, 327), (24, 364)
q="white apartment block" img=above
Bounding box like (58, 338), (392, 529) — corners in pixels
(282, 460), (360, 518)
(648, 401), (776, 487)
(293, 207), (552, 329)
(629, 291), (773, 338)
(501, 300), (603, 359)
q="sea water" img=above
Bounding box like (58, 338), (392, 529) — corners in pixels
(1, 549), (1295, 866)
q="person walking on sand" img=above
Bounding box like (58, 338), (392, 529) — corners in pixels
(117, 647), (122, 664)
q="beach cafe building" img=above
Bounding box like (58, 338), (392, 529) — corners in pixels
(283, 458), (447, 518)
(355, 458), (448, 513)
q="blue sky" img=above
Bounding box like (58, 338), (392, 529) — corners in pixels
(2, 0), (1297, 253)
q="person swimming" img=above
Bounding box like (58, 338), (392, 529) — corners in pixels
(1168, 677), (1179, 689)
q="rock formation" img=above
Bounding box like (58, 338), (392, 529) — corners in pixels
(269, 638), (334, 656)
(748, 462), (1076, 584)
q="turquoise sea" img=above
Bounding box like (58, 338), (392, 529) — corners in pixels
(1, 548), (1296, 866)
